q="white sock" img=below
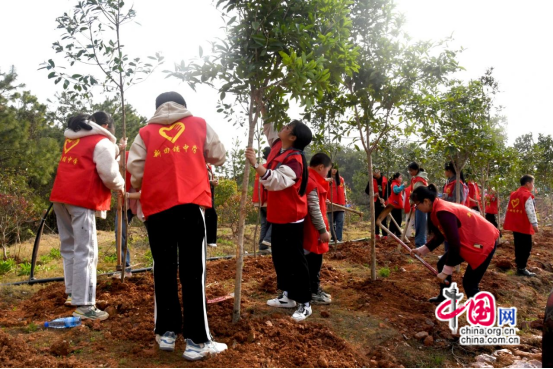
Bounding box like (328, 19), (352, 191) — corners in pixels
(283, 291), (289, 297)
(304, 302), (311, 308)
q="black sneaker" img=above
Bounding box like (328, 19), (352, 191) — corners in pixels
(517, 268), (536, 277)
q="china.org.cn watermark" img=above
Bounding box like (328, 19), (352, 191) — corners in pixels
(435, 283), (520, 345)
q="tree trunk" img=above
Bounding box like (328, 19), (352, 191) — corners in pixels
(367, 152), (376, 281)
(233, 94), (258, 323)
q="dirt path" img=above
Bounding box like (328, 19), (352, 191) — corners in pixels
(1, 230), (551, 367)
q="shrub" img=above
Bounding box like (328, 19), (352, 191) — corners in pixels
(378, 267), (390, 278)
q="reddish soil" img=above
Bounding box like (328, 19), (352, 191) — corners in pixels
(1, 230), (551, 367)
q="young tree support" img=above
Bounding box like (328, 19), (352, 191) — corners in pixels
(245, 120), (313, 322)
(387, 172), (406, 236)
(484, 188), (500, 231)
(205, 164), (219, 248)
(407, 162), (429, 246)
(127, 92), (227, 360)
(327, 167), (347, 243)
(113, 148), (135, 279)
(411, 185), (499, 303)
(50, 113), (124, 320)
(305, 153), (333, 305)
(252, 147), (272, 254)
(503, 175), (539, 277)
(366, 169), (388, 240)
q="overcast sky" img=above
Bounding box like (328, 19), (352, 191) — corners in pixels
(1, 0), (551, 151)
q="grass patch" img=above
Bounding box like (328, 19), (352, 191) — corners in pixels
(378, 267), (390, 278)
(17, 262), (32, 276)
(0, 259), (16, 275)
(24, 322), (39, 333)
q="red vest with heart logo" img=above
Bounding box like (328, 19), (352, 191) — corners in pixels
(50, 135), (112, 211)
(503, 187), (535, 235)
(404, 186), (413, 213)
(139, 117), (211, 218)
(431, 199), (499, 269)
(265, 141), (307, 224)
(372, 176), (388, 202)
(330, 176), (346, 206)
(387, 179), (404, 209)
(303, 168), (330, 254)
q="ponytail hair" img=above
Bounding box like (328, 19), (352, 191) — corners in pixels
(392, 172), (401, 180)
(67, 113), (93, 132)
(290, 120), (313, 197)
(410, 184), (438, 203)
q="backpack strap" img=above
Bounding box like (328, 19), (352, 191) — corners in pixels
(274, 150), (301, 170)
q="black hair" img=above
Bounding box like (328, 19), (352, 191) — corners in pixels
(327, 165), (340, 184)
(155, 91), (187, 109)
(289, 120), (312, 196)
(408, 162), (422, 174)
(520, 174), (534, 186)
(91, 111), (115, 134)
(392, 172), (401, 180)
(410, 184), (439, 203)
(445, 161), (465, 182)
(310, 152), (332, 168)
(262, 146), (271, 161)
(67, 113), (93, 132)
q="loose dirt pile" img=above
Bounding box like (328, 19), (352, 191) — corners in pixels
(1, 230), (551, 367)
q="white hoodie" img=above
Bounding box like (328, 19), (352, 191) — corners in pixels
(127, 102), (226, 190)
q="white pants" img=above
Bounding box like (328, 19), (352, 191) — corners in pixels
(53, 202), (98, 306)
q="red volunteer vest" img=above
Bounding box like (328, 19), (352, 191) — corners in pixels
(50, 135), (112, 211)
(410, 175), (428, 190)
(373, 176), (388, 202)
(265, 141), (307, 224)
(485, 193), (498, 214)
(431, 199), (499, 269)
(330, 176), (346, 206)
(404, 186), (413, 213)
(443, 180), (465, 204)
(467, 181), (480, 207)
(139, 117), (211, 218)
(303, 168), (330, 254)
(252, 164), (268, 205)
(503, 187), (535, 235)
(387, 179), (404, 209)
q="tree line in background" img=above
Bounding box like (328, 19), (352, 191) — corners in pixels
(1, 0), (553, 271)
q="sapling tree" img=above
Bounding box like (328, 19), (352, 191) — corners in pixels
(166, 0), (358, 321)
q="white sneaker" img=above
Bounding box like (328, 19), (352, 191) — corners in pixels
(291, 303), (312, 322)
(267, 293), (296, 308)
(182, 339), (227, 361)
(207, 243), (217, 248)
(261, 240), (271, 247)
(156, 331), (176, 351)
(64, 294), (72, 306)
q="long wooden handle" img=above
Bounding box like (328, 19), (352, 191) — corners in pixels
(377, 218), (448, 284)
(329, 202), (363, 216)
